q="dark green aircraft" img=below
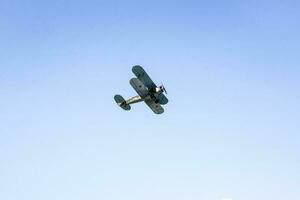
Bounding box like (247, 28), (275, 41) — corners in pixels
(114, 65), (168, 114)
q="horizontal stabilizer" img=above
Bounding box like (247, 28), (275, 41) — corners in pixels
(114, 95), (131, 111)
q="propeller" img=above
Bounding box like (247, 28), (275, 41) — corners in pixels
(160, 84), (168, 95)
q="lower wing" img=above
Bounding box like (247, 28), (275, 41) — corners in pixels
(144, 98), (164, 114)
(130, 78), (148, 98)
(157, 93), (168, 105)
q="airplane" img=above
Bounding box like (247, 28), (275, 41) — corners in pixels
(114, 65), (168, 114)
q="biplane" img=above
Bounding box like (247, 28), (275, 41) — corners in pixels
(114, 65), (168, 114)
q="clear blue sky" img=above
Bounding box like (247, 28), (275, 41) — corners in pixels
(1, 0), (300, 200)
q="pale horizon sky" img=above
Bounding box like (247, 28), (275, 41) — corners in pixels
(1, 1), (300, 200)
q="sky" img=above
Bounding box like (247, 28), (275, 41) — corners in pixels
(0, 0), (300, 200)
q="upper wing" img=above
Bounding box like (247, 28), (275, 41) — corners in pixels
(144, 98), (164, 114)
(157, 93), (169, 105)
(132, 65), (157, 90)
(130, 78), (148, 98)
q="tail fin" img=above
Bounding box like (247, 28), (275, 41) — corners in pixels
(114, 95), (131, 111)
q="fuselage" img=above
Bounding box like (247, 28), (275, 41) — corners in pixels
(125, 86), (164, 105)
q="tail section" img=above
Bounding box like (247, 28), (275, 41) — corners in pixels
(114, 95), (131, 111)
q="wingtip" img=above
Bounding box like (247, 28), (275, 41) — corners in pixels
(114, 94), (120, 101)
(132, 65), (143, 72)
(155, 110), (164, 115)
